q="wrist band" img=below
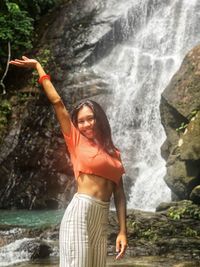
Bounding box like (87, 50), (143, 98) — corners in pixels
(38, 74), (51, 84)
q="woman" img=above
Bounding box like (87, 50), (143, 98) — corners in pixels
(9, 56), (127, 267)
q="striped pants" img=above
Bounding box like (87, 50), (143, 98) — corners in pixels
(59, 193), (110, 267)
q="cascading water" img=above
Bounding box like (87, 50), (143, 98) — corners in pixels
(0, 238), (33, 267)
(92, 0), (200, 210)
(1, 1), (200, 266)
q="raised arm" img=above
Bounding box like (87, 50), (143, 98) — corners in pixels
(113, 177), (127, 259)
(9, 56), (71, 136)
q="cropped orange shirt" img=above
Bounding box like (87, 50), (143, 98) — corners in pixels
(63, 121), (125, 185)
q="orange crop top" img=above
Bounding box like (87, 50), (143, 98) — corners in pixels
(63, 121), (125, 185)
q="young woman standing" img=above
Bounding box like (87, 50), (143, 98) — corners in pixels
(10, 56), (127, 267)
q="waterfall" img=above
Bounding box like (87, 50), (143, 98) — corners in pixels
(91, 0), (200, 210)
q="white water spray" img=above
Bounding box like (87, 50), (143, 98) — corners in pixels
(0, 238), (33, 267)
(92, 0), (200, 210)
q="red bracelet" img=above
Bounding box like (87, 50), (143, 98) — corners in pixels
(38, 74), (51, 84)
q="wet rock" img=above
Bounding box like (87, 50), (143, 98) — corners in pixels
(1, 202), (200, 260)
(0, 99), (74, 209)
(179, 112), (200, 161)
(160, 45), (200, 202)
(190, 185), (200, 204)
(18, 239), (52, 259)
(164, 159), (199, 200)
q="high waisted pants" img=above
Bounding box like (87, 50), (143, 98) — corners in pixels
(59, 193), (110, 267)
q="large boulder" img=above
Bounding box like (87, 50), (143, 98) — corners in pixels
(160, 45), (200, 203)
(18, 239), (52, 259)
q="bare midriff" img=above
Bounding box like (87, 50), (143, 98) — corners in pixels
(77, 173), (115, 202)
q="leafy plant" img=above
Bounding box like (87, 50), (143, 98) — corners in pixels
(176, 122), (188, 133)
(176, 109), (199, 133)
(17, 92), (31, 103)
(13, 0), (59, 21)
(0, 0), (61, 92)
(0, 2), (34, 57)
(0, 1), (34, 94)
(185, 227), (198, 237)
(142, 228), (158, 241)
(168, 206), (186, 220)
(168, 201), (200, 221)
(31, 47), (55, 88)
(0, 99), (12, 117)
(0, 99), (12, 139)
(187, 109), (198, 120)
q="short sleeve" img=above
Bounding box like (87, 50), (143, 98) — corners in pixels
(62, 120), (80, 154)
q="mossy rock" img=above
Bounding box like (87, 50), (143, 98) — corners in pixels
(190, 185), (200, 204)
(179, 111), (200, 160)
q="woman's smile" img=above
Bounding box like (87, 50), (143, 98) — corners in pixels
(77, 106), (96, 139)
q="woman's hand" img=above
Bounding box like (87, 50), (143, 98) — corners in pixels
(113, 178), (127, 260)
(115, 232), (127, 260)
(9, 56), (38, 69)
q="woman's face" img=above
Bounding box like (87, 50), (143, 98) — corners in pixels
(77, 105), (96, 139)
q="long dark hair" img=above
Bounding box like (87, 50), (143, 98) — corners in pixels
(71, 100), (117, 155)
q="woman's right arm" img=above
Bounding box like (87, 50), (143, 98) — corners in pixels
(9, 56), (71, 136)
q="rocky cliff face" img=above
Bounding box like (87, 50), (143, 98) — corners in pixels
(1, 0), (160, 209)
(0, 92), (75, 209)
(0, 0), (126, 209)
(160, 45), (200, 203)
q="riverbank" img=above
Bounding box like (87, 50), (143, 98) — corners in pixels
(6, 256), (200, 267)
(1, 200), (200, 266)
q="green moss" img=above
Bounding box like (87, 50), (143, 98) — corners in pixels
(30, 46), (58, 88)
(0, 89), (36, 143)
(0, 99), (12, 117)
(0, 98), (12, 143)
(176, 109), (199, 133)
(142, 228), (158, 241)
(185, 227), (198, 237)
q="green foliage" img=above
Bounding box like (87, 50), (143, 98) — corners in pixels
(187, 109), (198, 120)
(0, 99), (12, 141)
(31, 47), (56, 88)
(128, 220), (159, 242)
(0, 0), (60, 72)
(17, 92), (32, 103)
(127, 221), (138, 231)
(0, 1), (33, 58)
(185, 227), (198, 238)
(176, 109), (199, 133)
(176, 122), (188, 133)
(0, 99), (12, 118)
(168, 201), (200, 220)
(168, 206), (186, 220)
(14, 0), (59, 20)
(142, 228), (158, 241)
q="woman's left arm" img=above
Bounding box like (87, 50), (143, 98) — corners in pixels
(113, 177), (128, 260)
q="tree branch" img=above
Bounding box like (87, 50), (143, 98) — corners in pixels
(0, 41), (11, 95)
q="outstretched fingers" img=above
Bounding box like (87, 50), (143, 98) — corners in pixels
(9, 59), (26, 66)
(9, 56), (38, 69)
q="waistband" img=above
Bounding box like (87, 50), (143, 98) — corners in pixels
(74, 193), (110, 208)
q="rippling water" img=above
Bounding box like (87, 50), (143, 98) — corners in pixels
(0, 209), (64, 267)
(0, 209), (64, 228)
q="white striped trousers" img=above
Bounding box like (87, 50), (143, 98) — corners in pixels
(59, 193), (110, 267)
